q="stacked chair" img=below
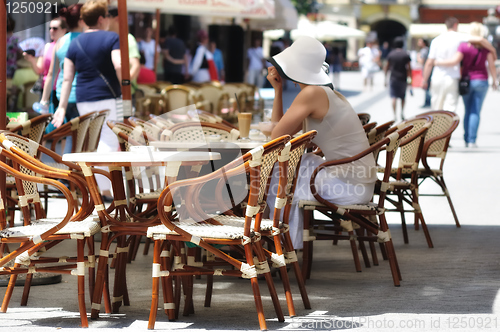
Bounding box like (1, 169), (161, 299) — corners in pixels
(299, 126), (413, 286)
(0, 133), (98, 327)
(379, 115), (434, 248)
(146, 134), (314, 330)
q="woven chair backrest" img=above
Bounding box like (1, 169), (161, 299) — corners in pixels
(108, 121), (147, 151)
(165, 122), (239, 142)
(129, 117), (162, 140)
(417, 111), (459, 159)
(285, 131), (317, 196)
(8, 114), (52, 144)
(162, 85), (197, 113)
(358, 113), (371, 126)
(1, 133), (42, 204)
(198, 84), (229, 114)
(396, 115), (433, 170)
(149, 114), (176, 130)
(86, 110), (109, 152)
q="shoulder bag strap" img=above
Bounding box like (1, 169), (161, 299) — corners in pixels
(75, 38), (117, 98)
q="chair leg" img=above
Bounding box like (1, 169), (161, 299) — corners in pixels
(301, 210), (314, 280)
(347, 229), (362, 272)
(282, 232), (311, 309)
(20, 271), (33, 306)
(161, 242), (176, 321)
(87, 236), (96, 301)
(148, 239), (162, 329)
(413, 190), (433, 248)
(91, 233), (111, 319)
(378, 214), (401, 286)
(438, 176), (461, 228)
(1, 264), (20, 313)
(77, 239), (89, 328)
(253, 241), (285, 322)
(243, 244), (268, 331)
(397, 191), (409, 244)
(356, 228), (371, 268)
(272, 234), (296, 317)
(143, 237), (152, 256)
(204, 274), (213, 307)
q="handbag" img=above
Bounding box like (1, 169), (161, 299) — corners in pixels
(75, 39), (125, 120)
(459, 49), (480, 96)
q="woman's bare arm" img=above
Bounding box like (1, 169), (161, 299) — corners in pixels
(486, 52), (498, 90)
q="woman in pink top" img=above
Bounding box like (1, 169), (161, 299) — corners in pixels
(436, 22), (498, 147)
(23, 18), (67, 91)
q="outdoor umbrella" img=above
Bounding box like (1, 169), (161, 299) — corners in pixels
(290, 16), (366, 41)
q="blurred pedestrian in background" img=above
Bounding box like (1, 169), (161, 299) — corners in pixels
(7, 15), (22, 79)
(246, 38), (265, 88)
(434, 22), (498, 148)
(139, 27), (160, 71)
(422, 17), (495, 112)
(190, 29), (216, 83)
(327, 46), (343, 90)
(358, 38), (380, 90)
(41, 3), (85, 125)
(137, 51), (157, 84)
(24, 18), (68, 97)
(58, 0), (122, 201)
(209, 39), (225, 83)
(384, 36), (412, 121)
(417, 38), (431, 108)
(161, 25), (188, 84)
(380, 41), (391, 69)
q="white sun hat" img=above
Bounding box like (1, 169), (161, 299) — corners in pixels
(268, 36), (332, 88)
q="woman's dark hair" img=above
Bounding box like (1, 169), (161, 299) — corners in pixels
(7, 14), (15, 32)
(59, 4), (83, 30)
(52, 17), (68, 31)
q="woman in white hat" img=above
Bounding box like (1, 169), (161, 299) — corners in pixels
(266, 36), (377, 249)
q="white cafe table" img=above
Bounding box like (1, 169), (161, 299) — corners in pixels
(62, 150), (220, 318)
(150, 139), (265, 152)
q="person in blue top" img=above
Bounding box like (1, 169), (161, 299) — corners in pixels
(40, 3), (84, 124)
(55, 0), (122, 200)
(209, 39), (225, 82)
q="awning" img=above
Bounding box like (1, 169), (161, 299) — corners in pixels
(110, 0), (275, 19)
(290, 16), (366, 41)
(249, 0), (298, 30)
(409, 23), (472, 38)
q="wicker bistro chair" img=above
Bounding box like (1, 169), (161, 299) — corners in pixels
(363, 122), (377, 134)
(197, 83), (233, 118)
(299, 126), (413, 287)
(5, 114), (53, 224)
(187, 109), (239, 130)
(0, 135), (98, 328)
(378, 115), (434, 248)
(107, 121), (162, 215)
(7, 113), (53, 143)
(148, 114), (176, 130)
(413, 111), (461, 227)
(357, 113), (371, 126)
(146, 135), (291, 330)
(127, 116), (164, 141)
(161, 122), (240, 142)
(160, 85), (201, 114)
(83, 109), (110, 153)
(206, 131), (317, 316)
(40, 112), (96, 212)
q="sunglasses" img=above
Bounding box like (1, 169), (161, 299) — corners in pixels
(49, 27), (59, 30)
